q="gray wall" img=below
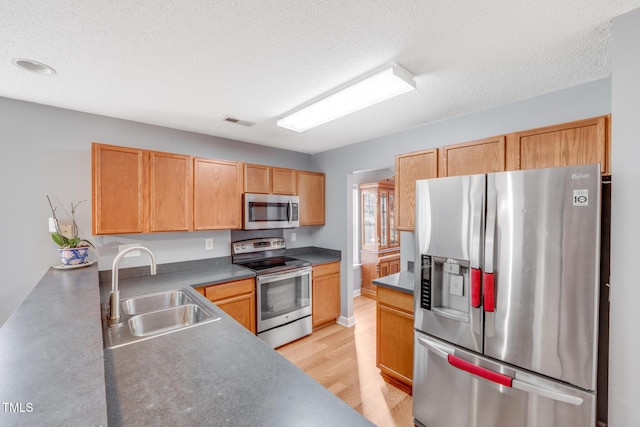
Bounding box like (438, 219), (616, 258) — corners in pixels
(610, 8), (640, 426)
(311, 78), (611, 326)
(0, 97), (314, 326)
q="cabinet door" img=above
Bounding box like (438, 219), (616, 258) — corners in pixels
(202, 278), (256, 333)
(389, 257), (400, 275)
(244, 164), (271, 194)
(388, 190), (399, 248)
(506, 116), (609, 174)
(442, 136), (506, 177)
(92, 143), (148, 235)
(297, 171), (325, 226)
(312, 262), (341, 330)
(395, 149), (438, 231)
(149, 151), (193, 232)
(377, 287), (414, 392)
(194, 158), (243, 230)
(361, 188), (378, 252)
(215, 294), (256, 334)
(272, 167), (296, 195)
(379, 191), (389, 249)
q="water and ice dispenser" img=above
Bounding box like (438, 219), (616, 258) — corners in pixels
(420, 255), (470, 321)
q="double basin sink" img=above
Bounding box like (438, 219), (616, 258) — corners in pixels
(102, 289), (220, 349)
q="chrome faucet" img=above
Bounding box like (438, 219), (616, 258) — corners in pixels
(109, 246), (157, 326)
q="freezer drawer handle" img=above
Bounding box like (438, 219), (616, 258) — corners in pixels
(447, 354), (512, 387)
(419, 336), (585, 406)
(483, 272), (495, 312)
(471, 268), (482, 308)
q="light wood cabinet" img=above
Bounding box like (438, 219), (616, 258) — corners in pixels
(376, 286), (413, 394)
(506, 116), (610, 175)
(194, 158), (244, 230)
(92, 143), (148, 235)
(312, 261), (341, 330)
(360, 180), (399, 252)
(395, 149), (439, 231)
(198, 278), (256, 333)
(297, 170), (325, 226)
(361, 251), (400, 299)
(149, 151), (193, 232)
(244, 164), (271, 194)
(441, 136), (506, 177)
(244, 164), (297, 195)
(360, 179), (401, 299)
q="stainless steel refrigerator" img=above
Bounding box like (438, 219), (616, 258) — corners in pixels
(413, 164), (601, 427)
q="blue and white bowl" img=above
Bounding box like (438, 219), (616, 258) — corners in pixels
(59, 247), (90, 265)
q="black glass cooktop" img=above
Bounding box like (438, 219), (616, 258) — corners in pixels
(237, 256), (310, 273)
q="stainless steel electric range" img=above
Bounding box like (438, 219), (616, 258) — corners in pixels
(232, 237), (312, 348)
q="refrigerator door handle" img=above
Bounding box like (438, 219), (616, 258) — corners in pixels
(484, 184), (498, 312)
(471, 268), (482, 308)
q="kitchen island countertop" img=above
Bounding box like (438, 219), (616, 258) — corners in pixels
(1, 249), (370, 426)
(373, 270), (414, 295)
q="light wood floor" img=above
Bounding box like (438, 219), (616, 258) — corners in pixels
(277, 296), (414, 427)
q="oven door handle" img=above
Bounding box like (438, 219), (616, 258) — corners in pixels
(257, 267), (312, 283)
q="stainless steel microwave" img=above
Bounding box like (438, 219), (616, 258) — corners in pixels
(244, 194), (299, 230)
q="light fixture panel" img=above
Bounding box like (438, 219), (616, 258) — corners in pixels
(277, 64), (416, 132)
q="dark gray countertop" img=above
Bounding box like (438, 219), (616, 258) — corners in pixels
(0, 265), (108, 426)
(373, 270), (415, 295)
(1, 248), (370, 426)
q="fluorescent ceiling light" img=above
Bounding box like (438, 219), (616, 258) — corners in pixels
(277, 64), (416, 132)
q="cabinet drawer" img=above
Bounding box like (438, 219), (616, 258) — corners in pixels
(377, 286), (414, 313)
(313, 261), (340, 278)
(203, 278), (255, 302)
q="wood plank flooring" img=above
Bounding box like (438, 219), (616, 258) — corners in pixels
(277, 296), (414, 427)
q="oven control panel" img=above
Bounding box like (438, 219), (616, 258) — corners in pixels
(232, 238), (286, 255)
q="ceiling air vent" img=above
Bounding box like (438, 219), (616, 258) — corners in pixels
(223, 116), (255, 127)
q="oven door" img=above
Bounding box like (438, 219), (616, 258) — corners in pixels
(244, 194), (300, 230)
(256, 267), (312, 333)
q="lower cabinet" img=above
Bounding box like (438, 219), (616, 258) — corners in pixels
(361, 251), (400, 299)
(196, 278), (256, 334)
(312, 261), (341, 330)
(376, 286), (414, 394)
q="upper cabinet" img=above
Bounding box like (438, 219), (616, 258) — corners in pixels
(244, 164), (297, 195)
(395, 149), (439, 231)
(297, 170), (325, 226)
(194, 158), (244, 230)
(149, 151), (193, 232)
(505, 116), (610, 175)
(441, 136), (506, 177)
(92, 143), (148, 235)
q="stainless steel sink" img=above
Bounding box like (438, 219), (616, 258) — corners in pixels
(102, 289), (220, 349)
(128, 304), (212, 337)
(121, 289), (194, 315)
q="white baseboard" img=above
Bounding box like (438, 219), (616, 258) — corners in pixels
(337, 315), (356, 328)
(353, 288), (361, 297)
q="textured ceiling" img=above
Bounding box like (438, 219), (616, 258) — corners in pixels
(2, 1), (639, 154)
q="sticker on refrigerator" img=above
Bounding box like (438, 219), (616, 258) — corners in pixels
(573, 189), (589, 207)
(450, 274), (464, 296)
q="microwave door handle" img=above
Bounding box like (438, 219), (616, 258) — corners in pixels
(288, 199), (292, 223)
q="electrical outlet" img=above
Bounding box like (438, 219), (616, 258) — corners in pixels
(291, 233), (296, 242)
(205, 238), (214, 250)
(118, 244), (140, 257)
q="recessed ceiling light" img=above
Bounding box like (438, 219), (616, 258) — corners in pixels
(12, 58), (56, 76)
